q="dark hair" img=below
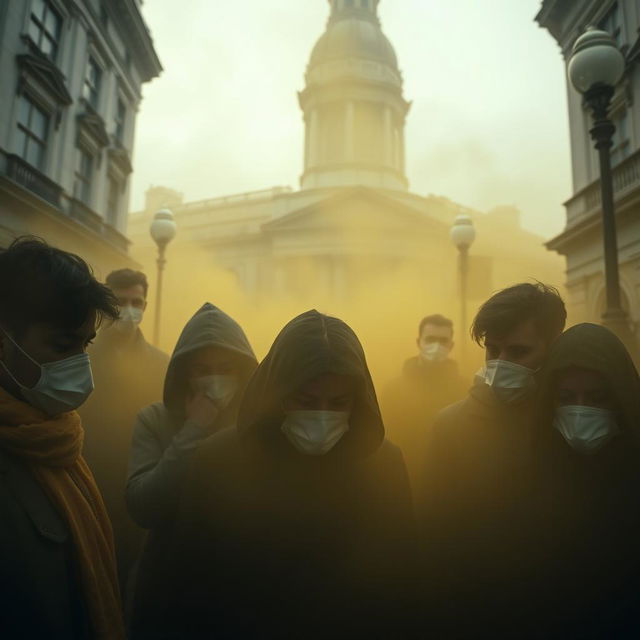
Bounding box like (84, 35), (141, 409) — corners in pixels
(0, 236), (119, 335)
(471, 282), (566, 346)
(106, 268), (148, 298)
(418, 314), (454, 337)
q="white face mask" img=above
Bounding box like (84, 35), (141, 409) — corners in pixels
(481, 359), (536, 404)
(553, 405), (619, 454)
(192, 374), (238, 409)
(115, 305), (143, 331)
(281, 410), (350, 456)
(0, 330), (94, 416)
(420, 342), (450, 363)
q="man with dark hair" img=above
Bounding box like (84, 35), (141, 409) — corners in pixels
(381, 313), (466, 491)
(0, 237), (124, 638)
(79, 266), (169, 611)
(420, 282), (567, 635)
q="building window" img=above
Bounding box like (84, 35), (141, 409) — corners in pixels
(599, 2), (623, 48)
(344, 0), (354, 7)
(611, 108), (630, 166)
(114, 98), (126, 141)
(361, 0), (370, 7)
(106, 176), (121, 225)
(16, 95), (49, 170)
(28, 0), (62, 61)
(82, 57), (102, 109)
(73, 148), (93, 204)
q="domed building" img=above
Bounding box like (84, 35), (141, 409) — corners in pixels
(127, 0), (562, 321)
(300, 0), (409, 191)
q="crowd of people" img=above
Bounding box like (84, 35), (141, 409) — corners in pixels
(1, 236), (639, 639)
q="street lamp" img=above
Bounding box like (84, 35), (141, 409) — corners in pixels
(150, 208), (177, 346)
(451, 212), (476, 362)
(568, 27), (635, 347)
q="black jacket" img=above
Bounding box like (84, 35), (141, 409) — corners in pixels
(532, 323), (640, 638)
(170, 310), (416, 639)
(0, 448), (90, 639)
(128, 303), (257, 639)
(420, 377), (538, 636)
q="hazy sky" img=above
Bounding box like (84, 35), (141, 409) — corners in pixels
(131, 0), (573, 238)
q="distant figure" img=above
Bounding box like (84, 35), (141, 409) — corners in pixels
(80, 268), (169, 605)
(382, 314), (466, 487)
(532, 323), (640, 638)
(127, 303), (258, 640)
(0, 238), (124, 639)
(168, 310), (416, 639)
(420, 283), (566, 636)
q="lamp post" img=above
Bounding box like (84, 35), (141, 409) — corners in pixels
(149, 208), (177, 346)
(451, 213), (476, 363)
(568, 27), (635, 348)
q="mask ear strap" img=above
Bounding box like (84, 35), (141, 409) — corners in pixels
(0, 326), (40, 368)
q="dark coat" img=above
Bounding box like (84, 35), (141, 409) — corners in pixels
(420, 378), (538, 636)
(127, 303), (257, 640)
(169, 310), (416, 639)
(0, 448), (90, 639)
(382, 356), (467, 490)
(79, 325), (168, 598)
(531, 323), (640, 638)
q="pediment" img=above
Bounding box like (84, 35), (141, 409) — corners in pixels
(16, 51), (72, 106)
(263, 187), (446, 235)
(77, 105), (110, 150)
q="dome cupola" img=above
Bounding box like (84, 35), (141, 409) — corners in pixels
(299, 0), (410, 191)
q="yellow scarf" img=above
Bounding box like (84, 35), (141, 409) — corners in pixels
(0, 387), (124, 639)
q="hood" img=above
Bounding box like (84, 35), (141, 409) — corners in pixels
(536, 323), (640, 442)
(163, 303), (257, 420)
(236, 309), (384, 458)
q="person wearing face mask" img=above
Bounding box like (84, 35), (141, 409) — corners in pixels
(418, 282), (566, 636)
(166, 310), (416, 639)
(381, 314), (466, 492)
(79, 268), (169, 611)
(0, 237), (124, 639)
(528, 323), (640, 638)
(126, 302), (257, 639)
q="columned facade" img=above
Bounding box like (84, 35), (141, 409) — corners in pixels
(299, 0), (410, 191)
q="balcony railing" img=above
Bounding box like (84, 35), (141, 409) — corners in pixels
(1, 152), (129, 253)
(566, 148), (640, 226)
(6, 154), (63, 207)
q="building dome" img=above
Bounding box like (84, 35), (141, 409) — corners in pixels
(299, 0), (410, 192)
(309, 17), (399, 71)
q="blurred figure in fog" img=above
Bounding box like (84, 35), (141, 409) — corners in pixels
(167, 310), (416, 639)
(420, 283), (566, 636)
(127, 303), (257, 640)
(0, 238), (124, 638)
(80, 268), (169, 607)
(531, 323), (640, 638)
(382, 314), (466, 489)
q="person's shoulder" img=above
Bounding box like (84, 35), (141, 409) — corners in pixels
(431, 396), (474, 434)
(135, 402), (171, 431)
(372, 438), (405, 466)
(194, 426), (241, 464)
(142, 339), (170, 365)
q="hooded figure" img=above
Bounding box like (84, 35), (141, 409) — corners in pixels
(531, 323), (640, 638)
(126, 303), (257, 639)
(169, 310), (415, 639)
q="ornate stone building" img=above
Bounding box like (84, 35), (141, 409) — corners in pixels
(0, 0), (161, 277)
(537, 0), (640, 337)
(129, 0), (562, 309)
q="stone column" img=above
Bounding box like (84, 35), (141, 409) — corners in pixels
(309, 108), (319, 167)
(384, 106), (393, 167)
(345, 101), (355, 161)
